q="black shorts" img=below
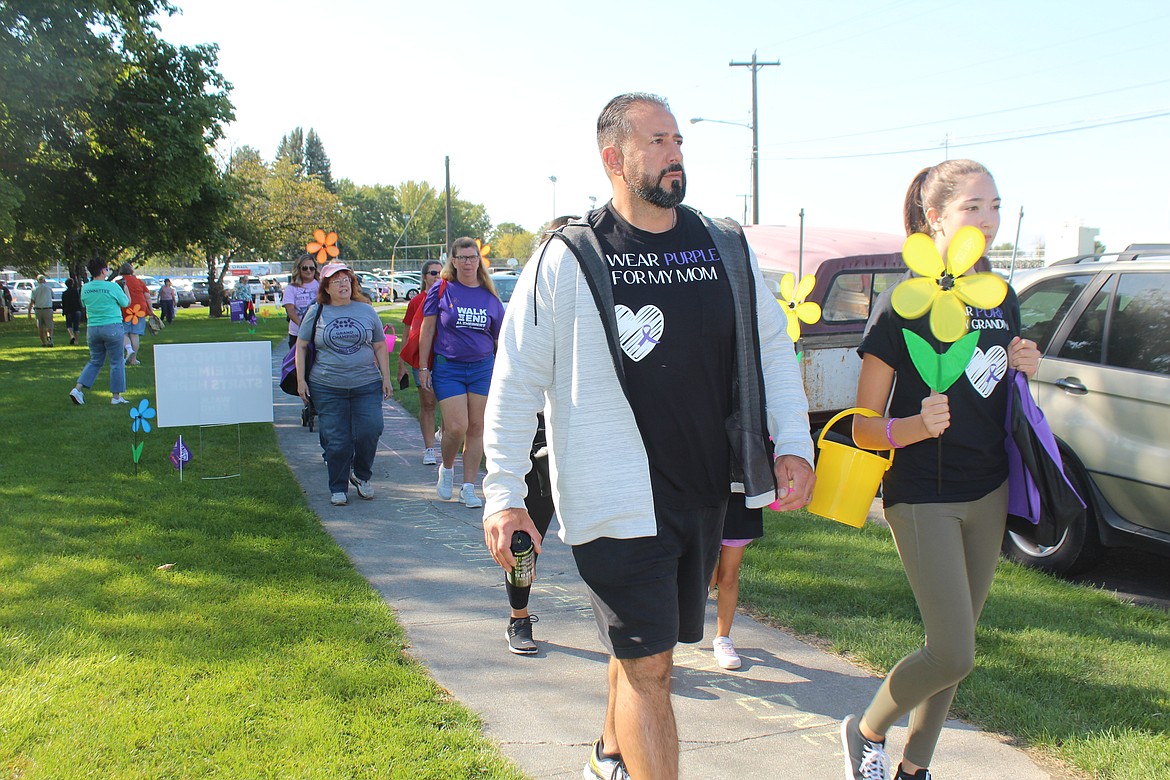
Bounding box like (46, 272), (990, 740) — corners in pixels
(571, 498), (727, 659)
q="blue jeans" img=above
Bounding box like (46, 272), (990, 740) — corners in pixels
(77, 323), (126, 394)
(309, 379), (384, 494)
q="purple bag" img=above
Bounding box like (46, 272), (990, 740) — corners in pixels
(279, 305), (318, 396)
(1004, 369), (1086, 545)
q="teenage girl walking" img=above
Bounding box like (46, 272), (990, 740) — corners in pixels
(840, 160), (1040, 780)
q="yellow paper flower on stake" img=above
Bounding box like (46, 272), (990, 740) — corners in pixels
(307, 229), (340, 264)
(778, 272), (821, 343)
(476, 238), (491, 268)
(891, 225), (1008, 343)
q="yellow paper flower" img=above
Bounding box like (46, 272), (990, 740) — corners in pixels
(123, 304), (147, 325)
(476, 238), (491, 268)
(891, 225), (1007, 343)
(778, 272), (821, 343)
(307, 229), (340, 264)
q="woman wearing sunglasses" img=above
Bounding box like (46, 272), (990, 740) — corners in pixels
(398, 259), (444, 465)
(282, 252), (320, 349)
(418, 238), (504, 508)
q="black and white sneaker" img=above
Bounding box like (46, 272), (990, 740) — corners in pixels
(841, 715), (890, 780)
(506, 615), (539, 655)
(895, 766), (931, 780)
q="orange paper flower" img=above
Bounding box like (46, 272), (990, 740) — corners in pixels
(476, 238), (491, 268)
(123, 304), (147, 325)
(307, 229), (340, 264)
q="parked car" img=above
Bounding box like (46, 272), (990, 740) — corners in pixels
(490, 271), (519, 307)
(168, 278), (197, 308)
(138, 275), (163, 303)
(1001, 245), (1170, 574)
(10, 278), (65, 310)
(191, 280), (217, 306)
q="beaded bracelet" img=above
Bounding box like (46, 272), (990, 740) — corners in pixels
(885, 417), (904, 449)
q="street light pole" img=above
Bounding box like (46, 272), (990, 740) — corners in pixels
(730, 50), (780, 225)
(690, 116), (754, 222)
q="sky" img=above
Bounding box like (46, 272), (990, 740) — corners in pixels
(157, 0), (1170, 256)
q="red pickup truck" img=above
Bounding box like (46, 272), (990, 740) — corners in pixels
(744, 225), (906, 431)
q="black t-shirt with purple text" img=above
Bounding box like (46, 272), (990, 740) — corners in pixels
(594, 204), (735, 508)
(858, 281), (1021, 506)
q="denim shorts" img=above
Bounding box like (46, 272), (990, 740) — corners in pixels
(431, 354), (494, 401)
(124, 319), (146, 336)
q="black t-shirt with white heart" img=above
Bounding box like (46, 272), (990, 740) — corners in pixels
(858, 282), (1021, 506)
(594, 204), (735, 508)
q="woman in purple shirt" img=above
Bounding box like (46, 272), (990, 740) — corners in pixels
(418, 237), (504, 508)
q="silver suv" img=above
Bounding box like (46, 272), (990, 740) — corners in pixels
(1002, 245), (1170, 574)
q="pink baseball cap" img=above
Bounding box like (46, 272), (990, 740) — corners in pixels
(319, 262), (350, 280)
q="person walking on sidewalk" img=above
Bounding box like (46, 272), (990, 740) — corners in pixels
(502, 215), (581, 656)
(839, 160), (1041, 780)
(482, 92), (815, 780)
(398, 259), (444, 467)
(294, 262), (392, 507)
(69, 259), (131, 406)
(708, 497), (763, 671)
(282, 252), (320, 350)
(28, 274), (55, 346)
(417, 238), (504, 509)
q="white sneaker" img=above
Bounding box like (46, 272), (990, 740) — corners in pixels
(713, 636), (741, 670)
(330, 492), (348, 506)
(422, 447), (438, 465)
(111, 396), (130, 405)
(434, 428), (443, 445)
(460, 483), (482, 508)
(349, 474), (374, 499)
(436, 465), (454, 500)
(69, 387), (84, 405)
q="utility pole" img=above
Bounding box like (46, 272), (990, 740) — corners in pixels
(730, 51), (780, 225)
(444, 156), (452, 258)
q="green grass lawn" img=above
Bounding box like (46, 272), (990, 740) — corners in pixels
(5, 307), (1168, 779)
(741, 510), (1170, 779)
(0, 308), (523, 779)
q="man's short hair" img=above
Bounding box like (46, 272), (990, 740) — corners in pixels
(597, 93), (671, 152)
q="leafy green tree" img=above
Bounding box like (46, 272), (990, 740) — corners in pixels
(489, 222), (537, 264)
(275, 127), (305, 177)
(337, 180), (401, 262)
(304, 129), (334, 193)
(0, 1), (232, 278)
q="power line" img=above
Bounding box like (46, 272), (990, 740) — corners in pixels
(767, 78), (1170, 147)
(768, 109), (1170, 161)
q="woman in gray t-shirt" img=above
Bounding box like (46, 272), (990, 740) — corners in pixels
(295, 262), (392, 506)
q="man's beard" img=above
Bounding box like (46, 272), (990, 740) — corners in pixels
(628, 163), (686, 209)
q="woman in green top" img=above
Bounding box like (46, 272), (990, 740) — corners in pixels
(69, 258), (132, 406)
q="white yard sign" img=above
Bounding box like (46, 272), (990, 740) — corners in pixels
(153, 342), (273, 427)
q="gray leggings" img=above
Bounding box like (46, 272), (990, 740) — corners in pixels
(863, 481), (1007, 768)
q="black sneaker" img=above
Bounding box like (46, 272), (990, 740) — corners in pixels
(506, 615), (539, 655)
(896, 766), (931, 780)
(841, 715), (890, 780)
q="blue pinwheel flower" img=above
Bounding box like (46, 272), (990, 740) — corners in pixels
(130, 399), (156, 433)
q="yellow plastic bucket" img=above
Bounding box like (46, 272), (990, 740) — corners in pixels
(807, 408), (894, 528)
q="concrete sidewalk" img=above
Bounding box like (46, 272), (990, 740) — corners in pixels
(271, 364), (1064, 779)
